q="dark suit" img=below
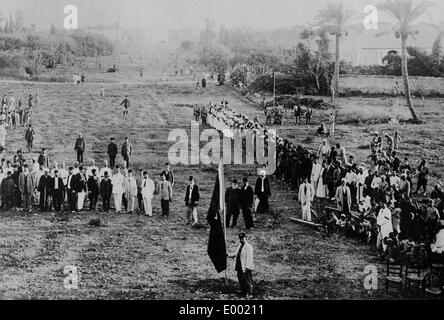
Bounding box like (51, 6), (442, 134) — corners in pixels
(51, 177), (65, 211)
(38, 175), (52, 211)
(161, 170), (174, 186)
(225, 186), (241, 227)
(121, 141), (133, 167)
(19, 172), (34, 210)
(74, 138), (85, 163)
(100, 178), (113, 212)
(184, 184), (200, 224)
(254, 177), (271, 214)
(240, 184), (254, 229)
(66, 173), (77, 211)
(184, 184), (200, 207)
(37, 154), (50, 168)
(87, 175), (100, 210)
(107, 142), (118, 168)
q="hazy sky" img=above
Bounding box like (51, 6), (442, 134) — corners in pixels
(2, 0), (444, 30)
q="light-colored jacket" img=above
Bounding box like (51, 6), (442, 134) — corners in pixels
(111, 172), (124, 194)
(310, 163), (322, 180)
(158, 180), (173, 200)
(19, 172), (34, 194)
(141, 178), (155, 199)
(298, 182), (314, 204)
(235, 241), (254, 272)
(123, 176), (138, 197)
(335, 185), (351, 211)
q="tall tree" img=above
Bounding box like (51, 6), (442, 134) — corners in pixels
(309, 29), (331, 92)
(300, 28), (315, 51)
(0, 11), (4, 33)
(14, 10), (24, 33)
(379, 0), (433, 123)
(315, 2), (354, 97)
(431, 35), (442, 66)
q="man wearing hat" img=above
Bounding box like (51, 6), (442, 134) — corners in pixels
(107, 137), (118, 169)
(74, 133), (85, 164)
(184, 176), (199, 225)
(37, 168), (52, 211)
(74, 166), (88, 212)
(228, 233), (254, 298)
(1, 171), (15, 209)
(160, 162), (174, 188)
(99, 160), (113, 181)
(299, 177), (314, 221)
(13, 149), (25, 168)
(123, 169), (138, 214)
(111, 165), (125, 213)
(240, 177), (254, 230)
(19, 164), (34, 212)
(51, 169), (65, 211)
(317, 139), (330, 160)
(226, 179), (241, 228)
(25, 124), (35, 152)
(100, 171), (113, 212)
(335, 178), (351, 216)
(37, 148), (50, 169)
(87, 169), (100, 211)
(141, 171), (155, 216)
(254, 170), (271, 214)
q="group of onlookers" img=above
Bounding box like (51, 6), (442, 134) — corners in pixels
(0, 150), (176, 218)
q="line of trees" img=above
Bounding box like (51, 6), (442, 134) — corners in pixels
(184, 1), (437, 123)
(0, 10), (114, 79)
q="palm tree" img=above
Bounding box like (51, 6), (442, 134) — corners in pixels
(315, 2), (355, 98)
(300, 28), (315, 51)
(379, 0), (433, 123)
(0, 11), (5, 33)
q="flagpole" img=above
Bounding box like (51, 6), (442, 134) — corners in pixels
(273, 70), (276, 108)
(220, 161), (228, 284)
(224, 200), (228, 284)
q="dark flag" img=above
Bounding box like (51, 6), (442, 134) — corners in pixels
(206, 162), (227, 273)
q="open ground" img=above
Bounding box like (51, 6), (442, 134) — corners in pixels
(0, 55), (442, 299)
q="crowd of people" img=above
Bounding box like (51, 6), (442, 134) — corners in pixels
(194, 97), (444, 267)
(0, 146), (178, 218)
(281, 127), (444, 265)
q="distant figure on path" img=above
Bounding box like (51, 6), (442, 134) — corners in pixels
(329, 111), (336, 136)
(193, 104), (200, 122)
(120, 95), (130, 117)
(74, 133), (85, 164)
(37, 148), (50, 169)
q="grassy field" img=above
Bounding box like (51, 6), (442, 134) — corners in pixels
(0, 55), (442, 300)
(340, 75), (444, 97)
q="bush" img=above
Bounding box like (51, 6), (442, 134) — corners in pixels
(248, 73), (301, 95)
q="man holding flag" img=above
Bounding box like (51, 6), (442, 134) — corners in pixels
(228, 232), (254, 298)
(207, 163), (255, 297)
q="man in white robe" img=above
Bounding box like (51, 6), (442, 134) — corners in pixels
(298, 178), (314, 221)
(141, 171), (155, 216)
(376, 203), (393, 252)
(111, 166), (124, 213)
